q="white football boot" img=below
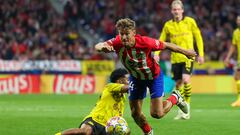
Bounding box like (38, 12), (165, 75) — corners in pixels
(174, 103), (190, 120)
(172, 90), (188, 114)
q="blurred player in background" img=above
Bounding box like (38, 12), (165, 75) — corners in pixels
(224, 15), (240, 107)
(155, 0), (204, 120)
(55, 68), (129, 135)
(95, 18), (196, 135)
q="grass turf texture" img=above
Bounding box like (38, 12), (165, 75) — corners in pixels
(0, 94), (239, 135)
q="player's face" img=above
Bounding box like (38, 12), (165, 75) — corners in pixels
(171, 4), (184, 21)
(118, 29), (136, 47)
(122, 74), (129, 85)
(118, 74), (129, 85)
(237, 16), (240, 27)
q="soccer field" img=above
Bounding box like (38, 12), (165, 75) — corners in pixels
(0, 94), (239, 135)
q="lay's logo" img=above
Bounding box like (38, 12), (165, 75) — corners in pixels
(0, 75), (35, 94)
(53, 75), (95, 94)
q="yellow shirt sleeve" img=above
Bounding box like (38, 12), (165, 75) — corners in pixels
(154, 23), (169, 56)
(159, 24), (168, 41)
(232, 29), (240, 62)
(232, 29), (238, 45)
(191, 19), (204, 57)
(108, 83), (124, 93)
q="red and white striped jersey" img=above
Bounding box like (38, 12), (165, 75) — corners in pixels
(107, 34), (165, 80)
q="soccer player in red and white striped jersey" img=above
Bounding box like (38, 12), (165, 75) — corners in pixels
(95, 18), (196, 135)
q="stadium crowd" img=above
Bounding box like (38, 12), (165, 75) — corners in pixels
(0, 0), (98, 60)
(0, 0), (240, 61)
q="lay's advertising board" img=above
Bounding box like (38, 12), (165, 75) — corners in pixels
(0, 74), (107, 94)
(0, 74), (237, 94)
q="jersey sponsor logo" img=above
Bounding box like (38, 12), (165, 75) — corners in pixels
(171, 32), (189, 38)
(155, 40), (160, 46)
(112, 92), (124, 102)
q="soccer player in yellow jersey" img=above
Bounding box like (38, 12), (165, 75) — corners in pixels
(55, 68), (129, 135)
(155, 0), (204, 120)
(224, 15), (240, 107)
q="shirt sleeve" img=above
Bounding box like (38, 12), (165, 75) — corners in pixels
(108, 83), (124, 93)
(191, 19), (204, 57)
(232, 30), (237, 46)
(159, 23), (168, 41)
(155, 23), (168, 55)
(106, 35), (121, 46)
(145, 37), (165, 51)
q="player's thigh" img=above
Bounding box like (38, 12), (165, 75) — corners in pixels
(182, 61), (193, 75)
(128, 75), (147, 100)
(148, 72), (164, 98)
(172, 63), (184, 81)
(182, 61), (193, 83)
(129, 99), (143, 115)
(150, 96), (163, 114)
(79, 117), (106, 135)
(79, 124), (93, 135)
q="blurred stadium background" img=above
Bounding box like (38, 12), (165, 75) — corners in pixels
(0, 0), (240, 135)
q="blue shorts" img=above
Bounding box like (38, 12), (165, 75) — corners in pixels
(128, 71), (164, 100)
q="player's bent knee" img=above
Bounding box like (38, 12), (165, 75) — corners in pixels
(131, 111), (142, 119)
(150, 111), (164, 119)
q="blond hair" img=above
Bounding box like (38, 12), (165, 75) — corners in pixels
(171, 0), (184, 9)
(116, 18), (136, 31)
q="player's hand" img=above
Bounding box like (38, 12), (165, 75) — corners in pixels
(185, 49), (197, 60)
(224, 58), (230, 66)
(153, 54), (160, 63)
(197, 56), (204, 65)
(101, 44), (115, 53)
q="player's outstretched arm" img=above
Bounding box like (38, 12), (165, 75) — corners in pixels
(95, 42), (115, 53)
(163, 42), (197, 59)
(120, 85), (129, 93)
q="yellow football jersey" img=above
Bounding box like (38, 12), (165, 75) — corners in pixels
(157, 16), (204, 64)
(84, 83), (126, 126)
(232, 28), (240, 63)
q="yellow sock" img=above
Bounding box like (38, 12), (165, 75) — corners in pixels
(236, 80), (240, 100)
(55, 132), (62, 135)
(184, 83), (192, 104)
(177, 85), (185, 97)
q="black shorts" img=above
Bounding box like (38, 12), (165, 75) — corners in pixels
(171, 62), (193, 81)
(79, 117), (107, 135)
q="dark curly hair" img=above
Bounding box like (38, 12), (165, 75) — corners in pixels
(110, 68), (128, 83)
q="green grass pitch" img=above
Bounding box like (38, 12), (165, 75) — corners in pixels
(0, 94), (239, 135)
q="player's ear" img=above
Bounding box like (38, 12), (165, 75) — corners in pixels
(117, 29), (120, 35)
(132, 29), (136, 35)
